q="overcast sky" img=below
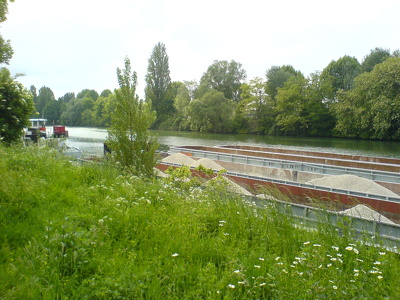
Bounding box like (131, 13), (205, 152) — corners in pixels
(2, 0), (400, 99)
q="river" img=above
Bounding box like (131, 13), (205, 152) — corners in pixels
(65, 127), (400, 159)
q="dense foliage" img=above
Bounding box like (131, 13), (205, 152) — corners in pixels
(1, 145), (400, 298)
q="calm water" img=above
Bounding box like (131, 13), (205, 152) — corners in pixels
(65, 127), (400, 159)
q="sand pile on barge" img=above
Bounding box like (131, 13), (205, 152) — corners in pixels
(205, 176), (253, 196)
(339, 204), (394, 224)
(191, 158), (225, 171)
(162, 153), (196, 166)
(307, 174), (399, 197)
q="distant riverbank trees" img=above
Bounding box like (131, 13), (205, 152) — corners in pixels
(29, 46), (400, 141)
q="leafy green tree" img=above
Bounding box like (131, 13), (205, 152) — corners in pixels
(361, 47), (391, 73)
(76, 89), (99, 101)
(35, 86), (55, 117)
(200, 60), (246, 103)
(321, 55), (361, 93)
(58, 92), (75, 103)
(100, 89), (112, 98)
(0, 68), (34, 144)
(187, 89), (234, 133)
(92, 92), (115, 127)
(107, 57), (158, 176)
(236, 77), (270, 133)
(145, 42), (173, 125)
(332, 57), (400, 140)
(265, 65), (302, 100)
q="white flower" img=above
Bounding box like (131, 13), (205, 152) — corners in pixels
(313, 243), (321, 247)
(228, 284), (236, 289)
(333, 285), (338, 290)
(254, 265), (261, 268)
(379, 252), (386, 256)
(345, 246), (353, 251)
(374, 261), (381, 265)
(303, 241), (310, 245)
(260, 282), (266, 286)
(378, 276), (383, 280)
(332, 246), (339, 251)
(233, 269), (241, 274)
(259, 257), (265, 261)
(171, 253), (179, 257)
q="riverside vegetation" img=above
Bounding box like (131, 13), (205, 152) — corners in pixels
(1, 145), (400, 299)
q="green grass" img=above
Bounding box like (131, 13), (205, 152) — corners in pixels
(1, 144), (400, 299)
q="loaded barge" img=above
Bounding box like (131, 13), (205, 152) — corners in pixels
(157, 145), (400, 219)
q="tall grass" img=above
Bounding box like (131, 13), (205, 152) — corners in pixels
(0, 144), (399, 299)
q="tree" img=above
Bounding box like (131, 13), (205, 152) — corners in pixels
(0, 68), (34, 144)
(265, 65), (302, 100)
(35, 86), (55, 117)
(361, 47), (391, 73)
(236, 77), (270, 133)
(145, 42), (172, 124)
(332, 57), (400, 140)
(187, 89), (234, 133)
(77, 89), (99, 101)
(200, 60), (246, 103)
(107, 57), (158, 176)
(321, 55), (361, 93)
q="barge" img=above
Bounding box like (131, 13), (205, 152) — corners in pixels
(157, 145), (400, 219)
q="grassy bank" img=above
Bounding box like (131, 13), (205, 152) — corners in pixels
(0, 145), (399, 299)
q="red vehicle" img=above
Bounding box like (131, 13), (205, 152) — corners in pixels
(53, 125), (69, 138)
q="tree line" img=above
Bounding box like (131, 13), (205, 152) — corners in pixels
(31, 44), (400, 141)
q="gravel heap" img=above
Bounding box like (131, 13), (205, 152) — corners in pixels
(307, 174), (399, 197)
(339, 204), (394, 224)
(190, 157), (225, 171)
(205, 176), (253, 196)
(161, 153), (196, 166)
(154, 168), (169, 178)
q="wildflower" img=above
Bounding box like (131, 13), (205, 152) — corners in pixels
(333, 285), (338, 290)
(171, 253), (179, 257)
(228, 284), (236, 289)
(275, 256), (281, 261)
(378, 276), (383, 280)
(353, 248), (359, 254)
(330, 258), (337, 262)
(254, 265), (261, 268)
(224, 233), (230, 236)
(379, 252), (386, 256)
(313, 243), (321, 247)
(345, 246), (353, 251)
(327, 263), (332, 268)
(282, 269), (288, 273)
(233, 270), (241, 274)
(332, 246), (339, 251)
(259, 257), (265, 261)
(260, 282), (266, 287)
(98, 219), (104, 224)
(356, 258), (364, 262)
(373, 261), (381, 265)
(238, 281), (246, 285)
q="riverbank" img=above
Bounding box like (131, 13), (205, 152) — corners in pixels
(1, 145), (399, 298)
